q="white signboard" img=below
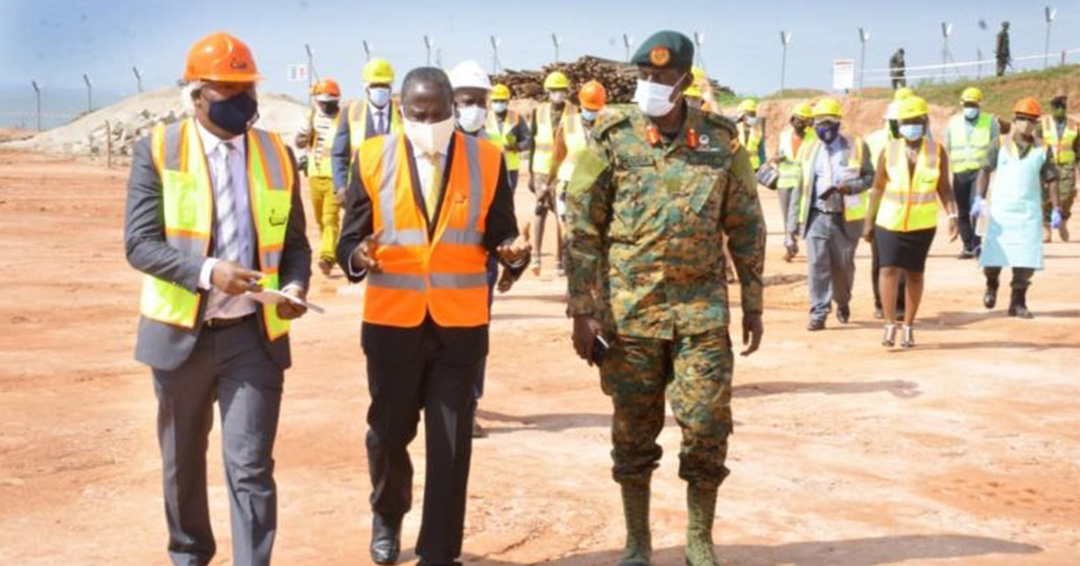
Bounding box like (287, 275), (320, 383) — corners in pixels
(832, 59), (855, 91)
(287, 64), (309, 83)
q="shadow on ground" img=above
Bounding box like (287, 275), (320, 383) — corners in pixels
(461, 534), (1041, 565)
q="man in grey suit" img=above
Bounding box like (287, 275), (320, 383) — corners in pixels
(123, 32), (310, 566)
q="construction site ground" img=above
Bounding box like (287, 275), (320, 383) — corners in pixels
(1, 145), (1078, 565)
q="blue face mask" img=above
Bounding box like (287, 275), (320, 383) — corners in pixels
(963, 107), (980, 121)
(368, 86), (391, 108)
(208, 91), (258, 136)
(581, 109), (599, 122)
(899, 123), (925, 142)
(815, 123), (839, 144)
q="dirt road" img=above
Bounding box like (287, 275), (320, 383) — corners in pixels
(1, 149), (1077, 565)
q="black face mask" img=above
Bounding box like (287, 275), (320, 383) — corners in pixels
(208, 92), (259, 136)
(319, 101), (340, 115)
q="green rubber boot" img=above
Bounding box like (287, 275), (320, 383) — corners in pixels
(685, 484), (719, 566)
(619, 482), (652, 565)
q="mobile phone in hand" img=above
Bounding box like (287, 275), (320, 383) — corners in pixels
(591, 335), (610, 365)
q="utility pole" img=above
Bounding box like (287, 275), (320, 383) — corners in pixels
(940, 22), (953, 83)
(779, 31), (791, 96)
(1044, 7), (1056, 69)
(622, 33), (633, 63)
(423, 35), (434, 66)
(132, 66), (143, 94)
(490, 35), (501, 74)
(82, 73), (92, 113)
(362, 40), (373, 62)
(436, 48), (442, 68)
(551, 33), (562, 63)
(858, 28), (869, 92)
(31, 80), (41, 131)
(304, 44), (315, 103)
(693, 31), (705, 68)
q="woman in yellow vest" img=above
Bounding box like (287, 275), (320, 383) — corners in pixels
(863, 96), (959, 348)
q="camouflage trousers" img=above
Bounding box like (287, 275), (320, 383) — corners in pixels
(1043, 165), (1077, 223)
(599, 329), (733, 489)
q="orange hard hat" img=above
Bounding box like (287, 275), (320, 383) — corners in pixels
(1013, 96), (1042, 118)
(183, 32), (263, 83)
(578, 80), (607, 111)
(311, 78), (341, 98)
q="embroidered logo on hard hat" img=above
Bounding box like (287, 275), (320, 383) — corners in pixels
(650, 46), (670, 67)
(230, 59), (248, 70)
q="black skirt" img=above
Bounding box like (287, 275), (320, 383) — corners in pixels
(875, 227), (936, 272)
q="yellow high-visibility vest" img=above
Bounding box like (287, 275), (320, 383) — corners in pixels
(737, 121), (764, 170)
(556, 109), (587, 183)
(946, 112), (994, 173)
(777, 126), (816, 191)
(866, 127), (893, 172)
(144, 118), (294, 340)
(348, 99), (403, 151)
(876, 138), (943, 232)
(485, 110), (522, 171)
(1041, 115), (1078, 165)
(306, 109), (342, 178)
(797, 136), (868, 223)
(531, 102), (575, 176)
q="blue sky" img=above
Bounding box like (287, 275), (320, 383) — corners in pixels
(1, 0), (1078, 102)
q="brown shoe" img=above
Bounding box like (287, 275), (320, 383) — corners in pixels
(1060, 222), (1070, 242)
(1043, 225), (1052, 243)
(318, 258), (333, 276)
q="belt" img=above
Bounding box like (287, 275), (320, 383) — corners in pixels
(813, 207), (841, 215)
(204, 313), (256, 330)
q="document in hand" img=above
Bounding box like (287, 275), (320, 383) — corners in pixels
(246, 289), (325, 314)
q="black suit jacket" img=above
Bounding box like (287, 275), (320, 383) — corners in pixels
(336, 133), (524, 364)
(124, 131), (311, 371)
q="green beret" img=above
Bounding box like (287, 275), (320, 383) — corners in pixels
(630, 30), (695, 70)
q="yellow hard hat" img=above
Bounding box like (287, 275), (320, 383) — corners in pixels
(812, 97), (843, 119)
(363, 58), (395, 84)
(792, 102), (813, 119)
(894, 87), (915, 101)
(960, 86), (983, 104)
(898, 96), (929, 120)
(491, 83), (511, 101)
(691, 66), (706, 81)
(737, 99), (759, 114)
(543, 71), (570, 90)
(685, 84), (702, 98)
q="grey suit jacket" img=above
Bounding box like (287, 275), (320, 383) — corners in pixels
(787, 135), (876, 237)
(124, 131), (311, 371)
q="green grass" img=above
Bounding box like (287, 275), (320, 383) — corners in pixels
(855, 64), (1080, 118)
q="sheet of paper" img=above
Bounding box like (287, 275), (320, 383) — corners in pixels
(246, 289), (325, 314)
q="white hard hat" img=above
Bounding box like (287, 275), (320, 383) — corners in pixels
(885, 101), (900, 121)
(449, 60), (492, 91)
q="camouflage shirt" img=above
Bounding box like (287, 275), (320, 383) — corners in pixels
(564, 104), (766, 340)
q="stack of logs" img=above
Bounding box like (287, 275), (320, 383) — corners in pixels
(491, 55), (731, 103)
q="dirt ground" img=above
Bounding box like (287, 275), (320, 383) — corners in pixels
(1, 147), (1078, 566)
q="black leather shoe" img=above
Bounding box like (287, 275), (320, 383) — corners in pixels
(807, 319), (826, 331)
(371, 513), (402, 565)
(836, 305), (850, 324)
(983, 285), (998, 309)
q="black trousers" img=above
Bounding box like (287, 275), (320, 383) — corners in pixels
(953, 170), (981, 253)
(985, 266), (1034, 290)
(366, 324), (480, 566)
(871, 226), (906, 311)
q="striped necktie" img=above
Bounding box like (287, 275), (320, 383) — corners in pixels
(213, 141), (243, 311)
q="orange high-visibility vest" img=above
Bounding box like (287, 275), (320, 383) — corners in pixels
(358, 132), (501, 328)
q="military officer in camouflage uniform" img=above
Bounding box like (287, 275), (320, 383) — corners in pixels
(564, 30), (766, 566)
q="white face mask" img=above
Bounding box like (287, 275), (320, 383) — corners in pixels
(492, 101), (509, 114)
(456, 104), (487, 133)
(550, 91), (567, 104)
(633, 79), (678, 117)
(403, 116), (456, 156)
(368, 86), (391, 108)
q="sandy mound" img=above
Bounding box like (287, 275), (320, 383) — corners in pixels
(3, 87), (308, 156)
